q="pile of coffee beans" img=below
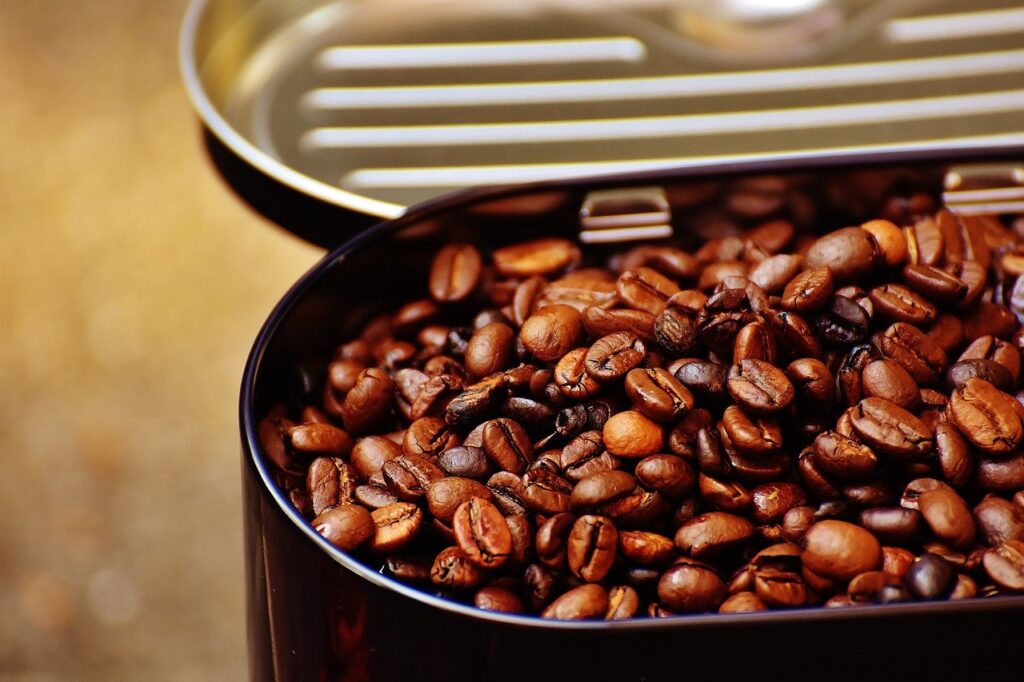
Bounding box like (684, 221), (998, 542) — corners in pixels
(260, 206), (1024, 620)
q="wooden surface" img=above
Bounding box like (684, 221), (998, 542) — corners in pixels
(0, 2), (322, 678)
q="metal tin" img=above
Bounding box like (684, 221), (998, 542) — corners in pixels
(241, 148), (1024, 682)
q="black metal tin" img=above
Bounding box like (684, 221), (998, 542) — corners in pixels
(240, 148), (1024, 682)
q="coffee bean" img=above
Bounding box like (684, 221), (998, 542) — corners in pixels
(437, 446), (490, 480)
(313, 504), (375, 551)
(535, 513), (574, 569)
(814, 294), (871, 346)
(635, 454), (695, 498)
(464, 322), (515, 378)
(878, 322), (947, 387)
(801, 520), (882, 581)
(754, 566), (807, 608)
(572, 470), (636, 508)
(983, 540), (1024, 591)
(493, 238), (580, 277)
(674, 511), (755, 558)
(974, 496), (1024, 546)
(947, 378), (1023, 455)
(918, 487), (976, 550)
(481, 418), (534, 475)
(430, 243), (482, 302)
(859, 507), (921, 545)
(541, 583), (609, 620)
(583, 306), (656, 343)
(382, 454), (444, 501)
(474, 586), (524, 613)
(427, 477), (494, 524)
(624, 368), (694, 423)
(403, 417), (460, 460)
(453, 497), (512, 569)
(850, 397), (933, 459)
(568, 515), (618, 582)
(351, 436), (403, 480)
(619, 530), (676, 565)
(861, 359), (920, 410)
(906, 553), (956, 599)
(617, 267), (681, 315)
(751, 482), (807, 524)
(431, 546), (484, 589)
(934, 422), (973, 488)
(804, 227), (879, 283)
(519, 304), (585, 363)
(553, 348), (601, 400)
(369, 502), (423, 553)
(445, 374), (507, 428)
(727, 359), (795, 414)
(657, 561), (726, 612)
(722, 405), (782, 455)
(605, 585), (641, 620)
(603, 410), (664, 458)
(307, 457), (358, 516)
(977, 453), (1024, 491)
(521, 467), (573, 515)
(585, 332), (646, 381)
(674, 360), (729, 406)
(719, 591), (768, 613)
(947, 360), (1014, 393)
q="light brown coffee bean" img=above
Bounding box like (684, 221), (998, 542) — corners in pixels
(619, 530), (676, 565)
(617, 267), (681, 315)
(719, 591), (768, 613)
(474, 586), (524, 613)
(369, 502), (423, 553)
(850, 397), (933, 459)
(674, 511), (755, 558)
(918, 487), (976, 550)
(430, 243), (482, 302)
(603, 410), (664, 458)
(585, 332), (646, 382)
(342, 368), (395, 434)
(427, 477), (494, 524)
(351, 436), (403, 480)
(657, 561), (726, 612)
(313, 504), (375, 551)
(431, 546), (484, 589)
(801, 520), (882, 581)
(727, 359), (795, 414)
(983, 540), (1024, 591)
(453, 497), (513, 569)
(464, 322), (515, 378)
(568, 515), (618, 582)
(493, 238), (580, 277)
(582, 306), (656, 343)
(482, 418), (534, 475)
(804, 227), (879, 283)
(519, 304), (584, 363)
(947, 378), (1023, 455)
(605, 585), (641, 620)
(541, 583), (609, 620)
(307, 457), (358, 516)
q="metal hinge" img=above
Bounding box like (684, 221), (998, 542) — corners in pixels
(579, 186), (673, 244)
(943, 162), (1024, 216)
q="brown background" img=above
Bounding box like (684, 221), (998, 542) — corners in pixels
(1, 1), (322, 678)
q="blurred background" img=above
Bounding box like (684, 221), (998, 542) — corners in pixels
(0, 1), (319, 678)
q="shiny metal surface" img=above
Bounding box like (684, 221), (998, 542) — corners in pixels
(183, 0), (1024, 220)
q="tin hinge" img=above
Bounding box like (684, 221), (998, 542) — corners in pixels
(943, 162), (1024, 216)
(579, 186), (673, 244)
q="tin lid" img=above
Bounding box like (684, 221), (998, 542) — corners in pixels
(181, 0), (1024, 245)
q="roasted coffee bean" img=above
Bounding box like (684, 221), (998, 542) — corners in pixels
(493, 238), (579, 277)
(617, 267), (680, 315)
(877, 322), (947, 387)
(782, 506), (817, 543)
(727, 359), (795, 414)
(519, 304), (585, 363)
(861, 359), (919, 410)
(947, 378), (1023, 455)
(654, 300), (700, 355)
(722, 405), (782, 455)
(934, 422), (973, 488)
(658, 561), (726, 613)
(553, 348), (601, 400)
(635, 454), (696, 498)
(859, 507), (922, 545)
(430, 243), (482, 302)
(464, 323), (515, 378)
(900, 478), (948, 511)
(605, 585), (641, 620)
(474, 586), (524, 613)
(369, 502), (423, 553)
(974, 496), (1024, 546)
(541, 583), (609, 620)
(572, 470), (636, 508)
(850, 398), (933, 459)
(801, 520), (882, 581)
(559, 431), (616, 482)
(947, 360), (1014, 393)
(749, 254), (803, 294)
(918, 487), (976, 550)
(453, 497), (512, 569)
(313, 504), (375, 551)
(521, 467), (573, 514)
(427, 477), (493, 524)
(804, 227), (879, 283)
(445, 374), (507, 428)
(961, 336), (1021, 383)
(814, 294), (871, 346)
(583, 306), (656, 343)
(481, 418), (534, 474)
(977, 453), (1024, 491)
(603, 410), (664, 458)
(437, 446), (490, 480)
(754, 566), (807, 608)
(719, 591), (768, 613)
(751, 483), (807, 524)
(351, 436), (403, 480)
(619, 530), (676, 565)
(624, 368), (694, 423)
(431, 546), (484, 589)
(403, 417), (460, 460)
(674, 360), (729, 406)
(902, 264), (966, 304)
(307, 457), (358, 516)
(781, 267), (834, 313)
(906, 553), (955, 600)
(983, 540), (1024, 591)
(535, 513), (574, 569)
(787, 358), (834, 413)
(354, 484), (398, 509)
(568, 515), (618, 582)
(585, 332), (646, 381)
(287, 423), (353, 459)
(869, 284), (936, 326)
(905, 216), (944, 266)
(382, 454), (444, 501)
(675, 512), (755, 558)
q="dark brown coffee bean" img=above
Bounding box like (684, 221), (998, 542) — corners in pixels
(313, 504), (375, 551)
(781, 267), (834, 313)
(781, 506), (816, 543)
(621, 245), (700, 279)
(535, 513), (574, 569)
(869, 283), (937, 326)
(553, 348), (601, 400)
(859, 507), (922, 545)
(603, 410), (664, 458)
(902, 264), (966, 304)
(619, 530), (676, 565)
(427, 477), (494, 524)
(786, 358), (834, 413)
(453, 497), (513, 569)
(617, 267), (680, 315)
(653, 294), (702, 355)
(905, 553), (955, 599)
(382, 454), (444, 501)
(861, 359), (919, 410)
(812, 431), (877, 481)
(583, 306), (656, 343)
(814, 294), (871, 347)
(674, 360), (729, 406)
(722, 405), (782, 456)
(727, 359), (795, 414)
(974, 496), (1024, 546)
(474, 586), (524, 613)
(519, 305), (584, 363)
(605, 585), (641, 620)
(403, 417), (460, 460)
(750, 483), (807, 524)
(938, 208), (992, 268)
(933, 422), (972, 488)
(801, 520), (882, 581)
(431, 546), (484, 589)
(445, 374), (507, 428)
(947, 359), (1014, 393)
(804, 227), (879, 283)
(585, 332), (646, 382)
(463, 323), (515, 378)
(675, 511), (755, 558)
(521, 467), (573, 515)
(731, 319), (775, 364)
(624, 368), (694, 423)
(978, 453), (1024, 492)
(983, 540), (1024, 591)
(947, 378), (1023, 455)
(541, 584), (609, 620)
(850, 397), (933, 459)
(877, 322), (947, 387)
(568, 515), (618, 582)
(481, 418), (534, 475)
(572, 470), (636, 508)
(754, 566), (807, 608)
(560, 431), (618, 482)
(307, 457), (358, 516)
(636, 454), (696, 498)
(437, 446), (490, 480)
(493, 238), (579, 277)
(919, 487), (976, 550)
(658, 561), (726, 612)
(369, 502), (423, 553)
(961, 336), (1022, 383)
(430, 243), (482, 302)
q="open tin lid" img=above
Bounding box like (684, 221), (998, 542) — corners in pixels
(181, 0), (1024, 247)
